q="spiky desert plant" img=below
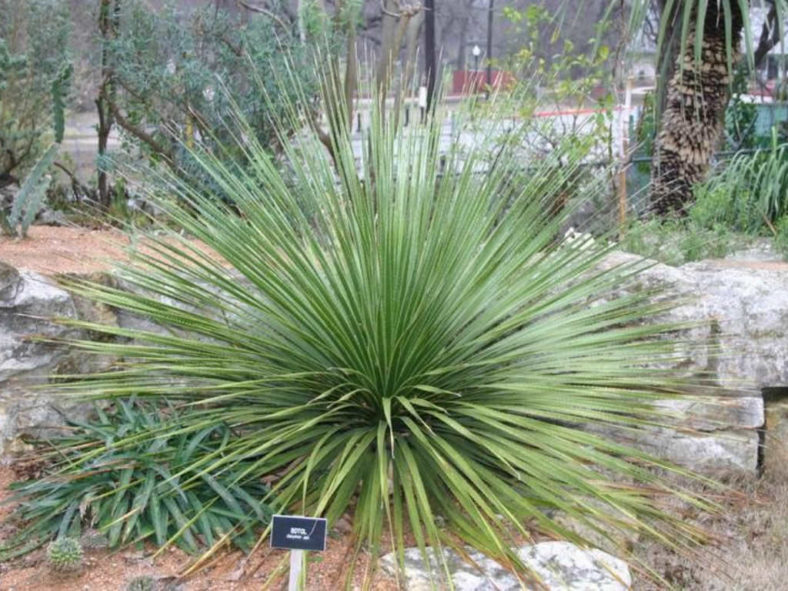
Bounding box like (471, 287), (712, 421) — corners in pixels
(6, 399), (272, 557)
(46, 537), (83, 573)
(57, 83), (716, 586)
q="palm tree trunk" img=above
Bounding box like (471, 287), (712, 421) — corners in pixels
(650, 1), (744, 215)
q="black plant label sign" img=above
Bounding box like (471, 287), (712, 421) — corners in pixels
(270, 515), (328, 552)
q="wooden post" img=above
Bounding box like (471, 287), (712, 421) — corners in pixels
(288, 549), (304, 591)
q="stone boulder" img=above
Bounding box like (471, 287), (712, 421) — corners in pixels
(379, 542), (631, 591)
(0, 262), (105, 451)
(599, 252), (788, 473)
(764, 395), (788, 478)
(603, 252), (788, 387)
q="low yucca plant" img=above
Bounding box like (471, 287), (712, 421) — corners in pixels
(5, 399), (272, 557)
(55, 86), (716, 585)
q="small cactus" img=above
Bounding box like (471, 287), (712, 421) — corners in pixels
(126, 576), (156, 591)
(46, 537), (83, 573)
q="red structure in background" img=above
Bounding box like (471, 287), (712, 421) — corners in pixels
(452, 70), (515, 95)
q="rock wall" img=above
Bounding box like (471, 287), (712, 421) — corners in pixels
(0, 262), (114, 452)
(600, 252), (787, 473)
(1, 253), (786, 472)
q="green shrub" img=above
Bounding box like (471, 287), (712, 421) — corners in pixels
(54, 90), (716, 584)
(0, 0), (71, 181)
(102, 1), (315, 186)
(620, 217), (744, 265)
(691, 142), (788, 234)
(5, 399), (273, 557)
(724, 68), (758, 151)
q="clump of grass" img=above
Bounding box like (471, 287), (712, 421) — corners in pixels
(632, 468), (788, 590)
(691, 142), (788, 234)
(620, 217), (748, 265)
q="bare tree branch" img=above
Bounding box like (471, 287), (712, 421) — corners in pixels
(754, 3), (781, 69)
(107, 100), (174, 163)
(237, 1), (292, 32)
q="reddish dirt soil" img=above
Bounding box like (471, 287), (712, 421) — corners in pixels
(0, 226), (226, 277)
(0, 226), (131, 275)
(0, 464), (397, 591)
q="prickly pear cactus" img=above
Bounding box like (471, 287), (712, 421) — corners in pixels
(46, 537), (83, 573)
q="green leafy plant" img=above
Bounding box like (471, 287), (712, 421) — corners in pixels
(620, 216), (747, 265)
(692, 141), (788, 234)
(0, 0), (71, 182)
(2, 142), (58, 237)
(46, 537), (83, 573)
(51, 86), (719, 585)
(4, 399), (273, 557)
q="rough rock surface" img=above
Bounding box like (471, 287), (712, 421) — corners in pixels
(764, 398), (788, 477)
(379, 542), (631, 591)
(596, 252), (788, 473)
(601, 252), (788, 388)
(0, 262), (104, 451)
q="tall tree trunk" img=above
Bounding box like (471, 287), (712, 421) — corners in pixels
(456, 14), (468, 72)
(650, 1), (744, 215)
(96, 0), (119, 208)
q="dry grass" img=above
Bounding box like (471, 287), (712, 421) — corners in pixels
(633, 465), (788, 591)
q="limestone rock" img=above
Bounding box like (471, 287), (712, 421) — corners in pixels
(379, 542), (631, 590)
(36, 208), (69, 226)
(0, 270), (76, 382)
(596, 251), (788, 474)
(0, 267), (108, 451)
(764, 400), (788, 478)
(653, 395), (763, 432)
(605, 251), (788, 388)
(628, 427), (758, 472)
(0, 261), (21, 301)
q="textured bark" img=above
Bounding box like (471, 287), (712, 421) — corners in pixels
(650, 2), (745, 216)
(96, 0), (120, 208)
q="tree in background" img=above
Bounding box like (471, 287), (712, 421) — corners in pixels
(96, 0), (119, 206)
(0, 0), (71, 187)
(647, 0), (746, 215)
(95, 0), (315, 204)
